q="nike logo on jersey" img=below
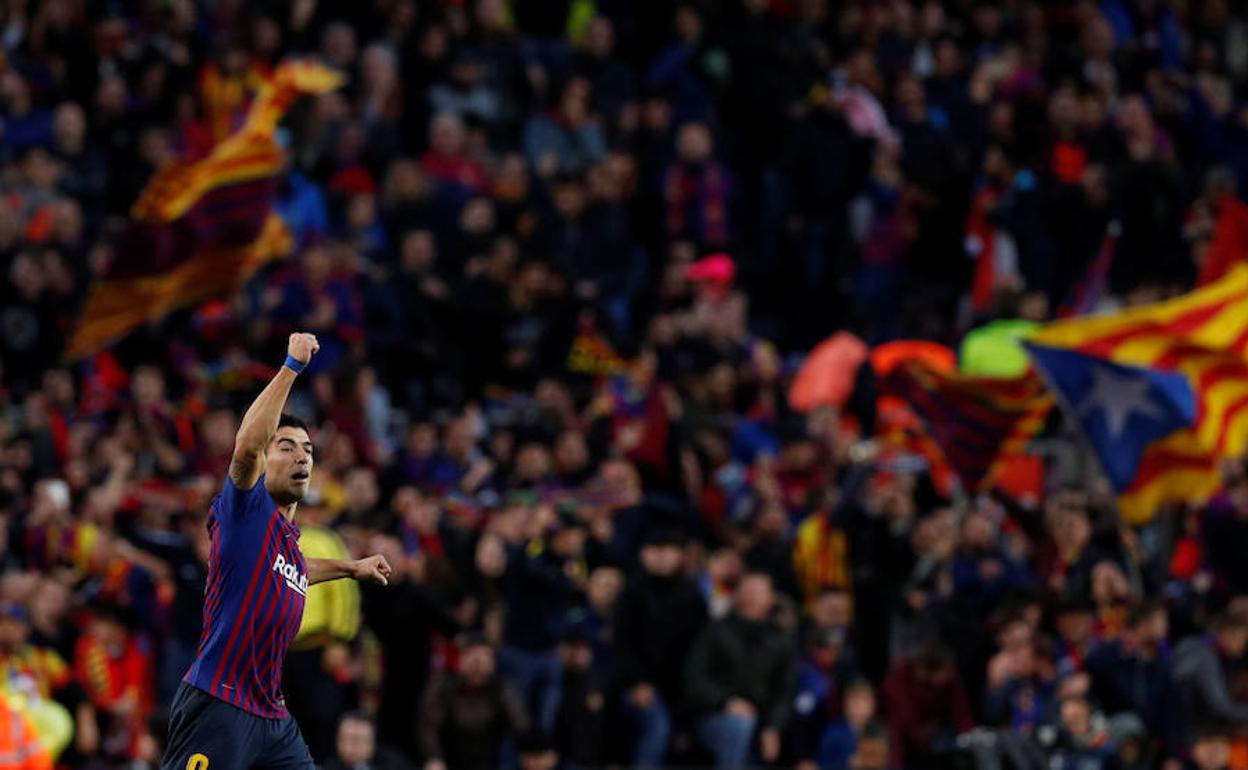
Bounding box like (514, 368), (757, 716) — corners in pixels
(272, 554), (308, 596)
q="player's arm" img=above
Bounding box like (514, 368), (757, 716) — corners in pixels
(307, 554), (393, 586)
(229, 333), (319, 490)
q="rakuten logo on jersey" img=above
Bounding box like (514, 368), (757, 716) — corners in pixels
(272, 554), (308, 596)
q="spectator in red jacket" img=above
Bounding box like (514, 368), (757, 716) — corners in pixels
(880, 641), (974, 768)
(73, 604), (153, 761)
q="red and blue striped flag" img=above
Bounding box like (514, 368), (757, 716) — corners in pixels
(880, 360), (1052, 493)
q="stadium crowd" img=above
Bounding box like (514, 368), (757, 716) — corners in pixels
(2, 0), (1248, 768)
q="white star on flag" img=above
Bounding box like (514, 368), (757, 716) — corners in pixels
(1077, 364), (1168, 443)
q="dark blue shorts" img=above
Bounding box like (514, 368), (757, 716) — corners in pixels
(160, 682), (315, 770)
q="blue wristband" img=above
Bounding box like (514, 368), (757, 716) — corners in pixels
(283, 355), (305, 374)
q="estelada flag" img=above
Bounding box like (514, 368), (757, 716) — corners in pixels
(1029, 264), (1248, 523)
(66, 60), (343, 359)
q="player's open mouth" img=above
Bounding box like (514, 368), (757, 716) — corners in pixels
(292, 471), (309, 481)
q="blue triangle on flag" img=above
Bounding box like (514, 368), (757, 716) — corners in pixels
(1024, 343), (1196, 491)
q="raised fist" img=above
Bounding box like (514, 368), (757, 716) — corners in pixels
(288, 332), (320, 364)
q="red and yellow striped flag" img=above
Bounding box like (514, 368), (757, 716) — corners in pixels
(567, 318), (627, 376)
(1029, 265), (1248, 523)
(133, 59), (344, 223)
(67, 61), (343, 359)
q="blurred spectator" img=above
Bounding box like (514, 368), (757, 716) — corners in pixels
(1052, 596), (1097, 678)
(1200, 460), (1248, 596)
(951, 510), (1032, 617)
(499, 505), (586, 732)
(1084, 600), (1180, 757)
(614, 528), (707, 767)
(880, 640), (974, 768)
(1187, 726), (1232, 770)
(0, 598), (95, 758)
(523, 77), (606, 178)
(264, 244), (363, 375)
(322, 712), (413, 770)
(811, 679), (879, 770)
(846, 720), (894, 770)
(790, 624), (859, 766)
(662, 123), (732, 246)
(683, 572), (796, 769)
(283, 497), (363, 762)
(552, 627), (606, 768)
(1173, 610), (1248, 739)
(574, 17), (635, 125)
(1040, 694), (1114, 770)
(0, 688), (52, 770)
(361, 538), (462, 759)
(982, 617), (1058, 739)
(421, 113), (491, 197)
(72, 605), (153, 761)
(418, 634), (528, 770)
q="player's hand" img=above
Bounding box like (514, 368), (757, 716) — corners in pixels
(351, 554), (392, 586)
(288, 332), (320, 365)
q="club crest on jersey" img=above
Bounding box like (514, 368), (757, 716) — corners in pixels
(272, 554), (307, 596)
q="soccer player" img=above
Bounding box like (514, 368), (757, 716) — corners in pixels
(161, 333), (392, 770)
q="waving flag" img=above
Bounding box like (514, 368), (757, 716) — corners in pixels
(1027, 265), (1248, 522)
(66, 60), (343, 359)
(870, 341), (959, 497)
(1057, 223), (1118, 318)
(880, 359), (1052, 493)
(1197, 196), (1248, 287)
(567, 317), (627, 376)
(1027, 345), (1196, 485)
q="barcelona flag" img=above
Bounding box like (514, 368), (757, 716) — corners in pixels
(880, 359), (1053, 494)
(566, 317), (627, 376)
(1027, 265), (1248, 523)
(66, 61), (343, 359)
(870, 341), (959, 497)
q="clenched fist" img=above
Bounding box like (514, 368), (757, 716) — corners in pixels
(351, 554), (393, 586)
(288, 333), (320, 365)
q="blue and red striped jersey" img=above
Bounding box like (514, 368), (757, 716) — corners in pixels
(183, 474), (307, 718)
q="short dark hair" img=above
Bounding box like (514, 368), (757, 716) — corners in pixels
(913, 639), (954, 672)
(515, 729), (556, 755)
(1193, 723), (1231, 743)
(278, 413), (309, 434)
(1052, 596), (1094, 617)
(93, 601), (138, 630)
(1212, 611), (1248, 634)
(456, 631), (492, 651)
(845, 678), (874, 699)
(1128, 599), (1166, 629)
